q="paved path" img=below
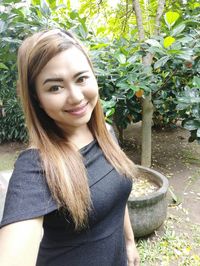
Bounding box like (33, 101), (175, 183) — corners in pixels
(0, 170), (12, 222)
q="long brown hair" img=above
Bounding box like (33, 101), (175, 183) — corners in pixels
(17, 29), (137, 229)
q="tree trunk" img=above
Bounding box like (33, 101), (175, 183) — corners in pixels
(116, 125), (124, 145)
(132, 0), (165, 166)
(141, 54), (154, 167)
(141, 94), (154, 166)
(132, 0), (153, 166)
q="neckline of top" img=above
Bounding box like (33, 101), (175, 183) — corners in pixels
(79, 139), (97, 153)
(25, 139), (97, 153)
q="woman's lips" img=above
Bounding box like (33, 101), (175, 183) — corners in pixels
(65, 103), (88, 116)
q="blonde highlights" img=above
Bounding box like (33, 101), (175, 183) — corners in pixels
(17, 29), (137, 229)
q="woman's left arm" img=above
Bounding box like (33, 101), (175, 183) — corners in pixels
(124, 205), (140, 266)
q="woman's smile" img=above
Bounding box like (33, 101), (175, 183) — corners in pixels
(64, 102), (88, 116)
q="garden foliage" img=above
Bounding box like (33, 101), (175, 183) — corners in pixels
(93, 3), (200, 143)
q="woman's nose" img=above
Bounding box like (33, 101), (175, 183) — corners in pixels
(66, 85), (84, 105)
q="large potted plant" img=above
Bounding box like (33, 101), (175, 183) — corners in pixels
(128, 165), (169, 238)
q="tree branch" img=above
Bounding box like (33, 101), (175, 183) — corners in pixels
(132, 0), (154, 65)
(122, 1), (133, 33)
(154, 0), (166, 35)
(119, 9), (132, 19)
(152, 69), (178, 98)
(132, 0), (145, 42)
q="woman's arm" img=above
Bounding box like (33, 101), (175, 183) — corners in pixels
(0, 217), (43, 266)
(124, 205), (140, 266)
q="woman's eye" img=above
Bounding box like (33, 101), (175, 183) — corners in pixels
(77, 76), (89, 84)
(49, 85), (62, 92)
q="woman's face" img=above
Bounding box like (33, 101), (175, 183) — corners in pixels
(35, 47), (98, 133)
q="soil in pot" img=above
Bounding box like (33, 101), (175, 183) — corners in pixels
(130, 173), (159, 198)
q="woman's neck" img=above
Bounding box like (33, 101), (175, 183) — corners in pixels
(65, 125), (94, 150)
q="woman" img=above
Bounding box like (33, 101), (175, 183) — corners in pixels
(0, 29), (140, 266)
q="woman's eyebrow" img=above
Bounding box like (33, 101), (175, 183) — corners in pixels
(43, 78), (63, 85)
(43, 71), (89, 85)
(74, 70), (89, 78)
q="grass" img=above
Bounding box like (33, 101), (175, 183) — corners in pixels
(182, 149), (200, 166)
(137, 215), (200, 266)
(0, 152), (18, 171)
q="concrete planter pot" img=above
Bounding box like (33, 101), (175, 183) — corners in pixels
(128, 165), (169, 238)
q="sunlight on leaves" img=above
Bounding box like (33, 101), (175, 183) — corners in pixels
(164, 11), (180, 29)
(163, 36), (175, 48)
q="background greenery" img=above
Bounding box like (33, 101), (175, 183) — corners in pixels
(0, 0), (199, 143)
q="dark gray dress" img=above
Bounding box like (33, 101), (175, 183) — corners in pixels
(1, 140), (132, 266)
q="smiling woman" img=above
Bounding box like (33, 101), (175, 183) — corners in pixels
(0, 29), (140, 266)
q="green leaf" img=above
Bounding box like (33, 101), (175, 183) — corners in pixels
(171, 23), (186, 36)
(167, 49), (182, 55)
(2, 0), (21, 3)
(127, 54), (140, 64)
(178, 96), (200, 104)
(40, 0), (51, 16)
(129, 85), (138, 91)
(0, 63), (8, 70)
(163, 36), (175, 48)
(192, 105), (199, 117)
(70, 10), (78, 19)
(193, 2), (200, 9)
(106, 108), (115, 117)
(147, 46), (166, 55)
(0, 21), (6, 34)
(176, 103), (189, 110)
(177, 53), (192, 61)
(31, 0), (41, 5)
(91, 43), (109, 49)
(193, 76), (200, 88)
(183, 120), (200, 131)
(2, 37), (21, 44)
(116, 81), (128, 89)
(197, 128), (200, 138)
(145, 39), (162, 48)
(154, 56), (170, 69)
(96, 26), (107, 35)
(164, 12), (180, 29)
(116, 53), (126, 64)
(177, 36), (193, 44)
(46, 0), (57, 9)
(168, 187), (179, 204)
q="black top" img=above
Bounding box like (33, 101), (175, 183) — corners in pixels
(1, 140), (132, 266)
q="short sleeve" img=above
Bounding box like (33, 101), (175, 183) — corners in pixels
(0, 149), (57, 228)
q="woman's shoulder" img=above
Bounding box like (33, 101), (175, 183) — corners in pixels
(6, 147), (52, 210)
(1, 147), (57, 228)
(15, 147), (41, 169)
(9, 148), (44, 187)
